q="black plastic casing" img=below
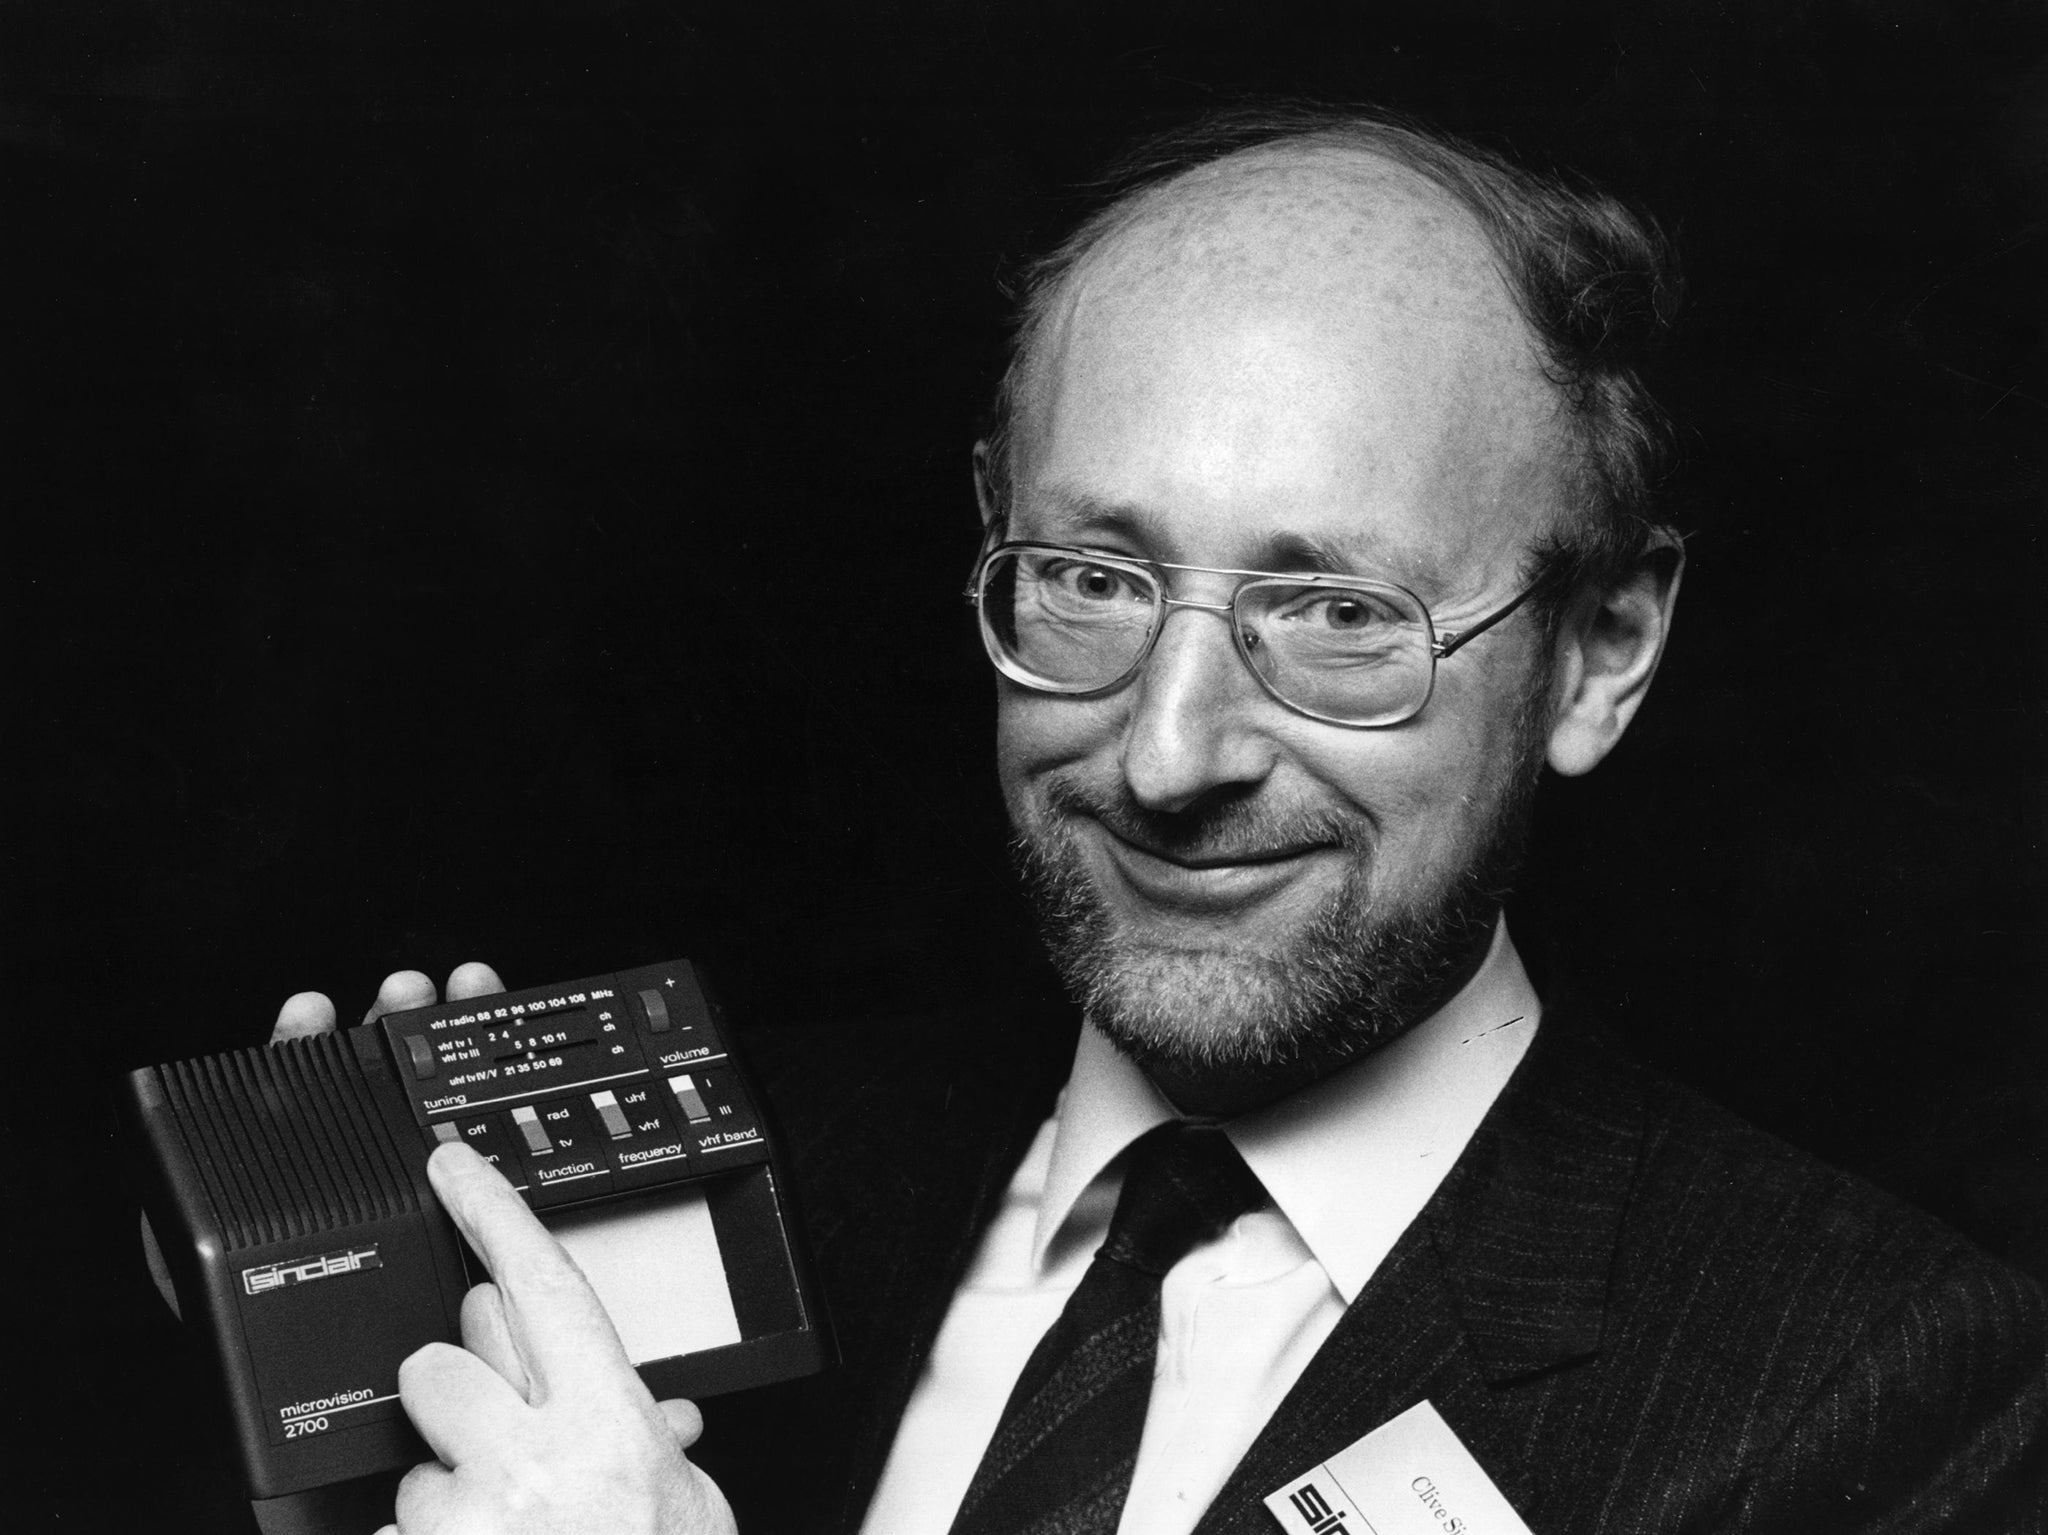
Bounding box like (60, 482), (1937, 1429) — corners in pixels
(124, 1022), (462, 1505)
(121, 959), (830, 1531)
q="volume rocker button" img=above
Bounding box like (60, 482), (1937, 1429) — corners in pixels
(639, 988), (671, 1033)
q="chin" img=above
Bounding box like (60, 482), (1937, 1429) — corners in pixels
(1073, 938), (1371, 1073)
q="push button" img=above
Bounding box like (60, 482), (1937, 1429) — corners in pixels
(430, 1122), (461, 1146)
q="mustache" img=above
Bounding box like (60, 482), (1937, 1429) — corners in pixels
(1038, 775), (1372, 862)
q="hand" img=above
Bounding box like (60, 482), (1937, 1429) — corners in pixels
(270, 964), (728, 1528)
(270, 960), (510, 1043)
(380, 1143), (737, 1535)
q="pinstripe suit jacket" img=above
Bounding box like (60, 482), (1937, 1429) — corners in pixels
(696, 1000), (2047, 1533)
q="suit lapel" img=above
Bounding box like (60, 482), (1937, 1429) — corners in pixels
(1193, 1019), (1645, 1533)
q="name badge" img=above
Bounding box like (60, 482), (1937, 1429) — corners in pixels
(1264, 1400), (1531, 1535)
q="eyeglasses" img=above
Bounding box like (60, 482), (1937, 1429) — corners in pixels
(967, 540), (1545, 728)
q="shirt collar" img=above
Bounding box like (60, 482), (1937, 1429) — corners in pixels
(1032, 918), (1542, 1299)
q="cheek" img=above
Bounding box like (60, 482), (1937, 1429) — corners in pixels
(1295, 733), (1436, 827)
(1291, 700), (1512, 858)
(994, 688), (1122, 804)
(1414, 698), (1537, 856)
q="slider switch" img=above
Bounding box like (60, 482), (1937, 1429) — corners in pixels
(669, 1073), (712, 1123)
(590, 1090), (633, 1140)
(511, 1104), (552, 1156)
(404, 1035), (437, 1080)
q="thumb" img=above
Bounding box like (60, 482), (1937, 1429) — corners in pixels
(658, 1397), (706, 1450)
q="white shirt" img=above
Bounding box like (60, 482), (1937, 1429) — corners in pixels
(859, 921), (1541, 1535)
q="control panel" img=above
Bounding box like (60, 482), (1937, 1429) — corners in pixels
(382, 962), (766, 1208)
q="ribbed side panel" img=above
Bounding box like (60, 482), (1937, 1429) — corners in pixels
(158, 1032), (418, 1251)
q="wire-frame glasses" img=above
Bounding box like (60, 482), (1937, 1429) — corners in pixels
(967, 540), (1544, 728)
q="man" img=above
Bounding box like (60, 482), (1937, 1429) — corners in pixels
(270, 109), (2046, 1532)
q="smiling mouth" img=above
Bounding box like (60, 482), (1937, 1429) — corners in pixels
(1106, 830), (1330, 870)
(1083, 818), (1347, 915)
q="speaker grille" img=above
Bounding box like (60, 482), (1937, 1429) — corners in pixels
(158, 1032), (418, 1251)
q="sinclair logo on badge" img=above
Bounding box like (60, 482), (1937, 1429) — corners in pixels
(1265, 1401), (1534, 1535)
(241, 1244), (382, 1296)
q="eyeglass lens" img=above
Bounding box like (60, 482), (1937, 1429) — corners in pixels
(978, 547), (1435, 726)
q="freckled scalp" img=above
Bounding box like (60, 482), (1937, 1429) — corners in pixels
(985, 111), (1682, 611)
(1013, 143), (1568, 566)
(1017, 143), (1559, 476)
(1049, 145), (1532, 364)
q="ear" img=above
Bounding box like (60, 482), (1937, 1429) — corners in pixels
(972, 440), (1004, 532)
(1545, 533), (1685, 777)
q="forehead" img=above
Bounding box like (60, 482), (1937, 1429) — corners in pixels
(1010, 148), (1565, 595)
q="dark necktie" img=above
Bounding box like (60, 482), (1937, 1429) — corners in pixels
(948, 1119), (1268, 1535)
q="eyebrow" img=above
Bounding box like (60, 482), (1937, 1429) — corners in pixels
(1019, 488), (1160, 547)
(1019, 485), (1448, 595)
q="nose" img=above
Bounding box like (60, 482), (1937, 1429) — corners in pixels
(1118, 599), (1280, 813)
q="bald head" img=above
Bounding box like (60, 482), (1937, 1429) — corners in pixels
(982, 110), (1681, 606)
(1037, 143), (1525, 356)
(1008, 145), (1569, 590)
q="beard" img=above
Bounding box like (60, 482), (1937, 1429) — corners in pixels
(1008, 683), (1551, 1079)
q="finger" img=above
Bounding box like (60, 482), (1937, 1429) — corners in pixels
(363, 970), (439, 1027)
(140, 1213), (181, 1318)
(427, 1143), (634, 1404)
(397, 1339), (529, 1469)
(458, 1281), (532, 1401)
(657, 1397), (706, 1451)
(446, 961), (506, 1001)
(391, 1457), (455, 1534)
(271, 991), (338, 1044)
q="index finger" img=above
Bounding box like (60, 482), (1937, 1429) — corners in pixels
(426, 1142), (637, 1406)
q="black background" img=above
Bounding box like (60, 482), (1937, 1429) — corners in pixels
(7, 2), (2045, 1528)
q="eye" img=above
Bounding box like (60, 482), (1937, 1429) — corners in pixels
(1316, 595), (1381, 629)
(1272, 587), (1404, 630)
(1038, 558), (1149, 604)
